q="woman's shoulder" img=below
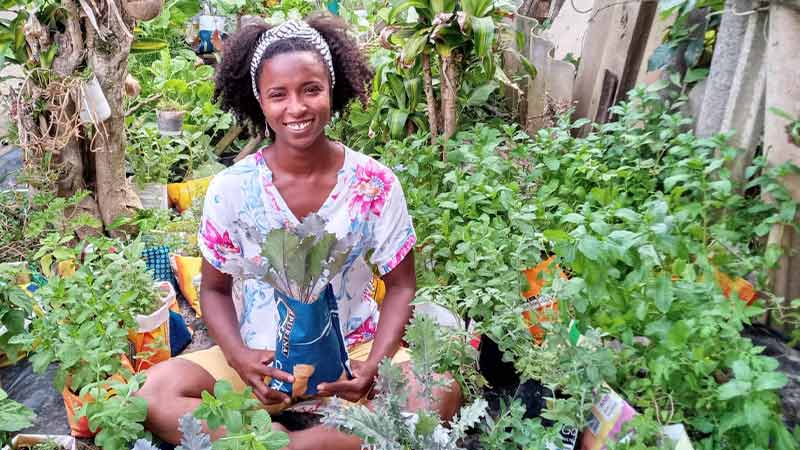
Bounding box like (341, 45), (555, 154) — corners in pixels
(206, 152), (263, 198)
(342, 145), (401, 187)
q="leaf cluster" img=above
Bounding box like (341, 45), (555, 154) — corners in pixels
(194, 380), (290, 450)
(252, 213), (360, 301)
(0, 387), (36, 444)
(77, 374), (149, 450)
(19, 238), (161, 392)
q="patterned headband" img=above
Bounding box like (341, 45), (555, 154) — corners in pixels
(250, 20), (336, 102)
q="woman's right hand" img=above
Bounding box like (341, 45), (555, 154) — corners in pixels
(228, 347), (295, 406)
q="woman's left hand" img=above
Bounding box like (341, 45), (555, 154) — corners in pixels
(316, 359), (379, 402)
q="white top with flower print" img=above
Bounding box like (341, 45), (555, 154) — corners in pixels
(198, 146), (416, 351)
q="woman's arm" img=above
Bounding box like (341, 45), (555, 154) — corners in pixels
(317, 251), (416, 400)
(365, 250), (416, 368)
(200, 260), (294, 405)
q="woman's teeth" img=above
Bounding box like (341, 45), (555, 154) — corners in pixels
(286, 120), (312, 131)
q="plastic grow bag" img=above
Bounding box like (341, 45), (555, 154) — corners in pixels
(267, 284), (351, 399)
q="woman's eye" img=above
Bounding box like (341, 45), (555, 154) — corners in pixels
(305, 86), (322, 94)
(268, 92), (284, 99)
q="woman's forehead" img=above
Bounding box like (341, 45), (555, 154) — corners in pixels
(259, 51), (329, 86)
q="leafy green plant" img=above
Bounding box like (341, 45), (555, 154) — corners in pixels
(647, 0), (722, 83)
(769, 107), (800, 146)
(77, 374), (149, 450)
(478, 400), (556, 450)
(18, 238), (161, 391)
(127, 121), (191, 186)
(384, 0), (530, 141)
(323, 314), (488, 450)
(194, 380), (290, 450)
(0, 263), (33, 364)
(377, 77), (799, 449)
(0, 387), (36, 445)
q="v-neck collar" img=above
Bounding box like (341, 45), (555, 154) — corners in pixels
(255, 145), (349, 225)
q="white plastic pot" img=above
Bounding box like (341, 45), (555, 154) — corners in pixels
(136, 182), (168, 210)
(157, 110), (185, 136)
(2, 434), (77, 450)
(135, 281), (175, 332)
(79, 76), (111, 124)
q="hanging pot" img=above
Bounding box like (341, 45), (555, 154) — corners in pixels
(79, 76), (111, 125)
(157, 110), (185, 136)
(122, 0), (164, 21)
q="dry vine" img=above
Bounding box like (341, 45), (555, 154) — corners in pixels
(10, 70), (86, 190)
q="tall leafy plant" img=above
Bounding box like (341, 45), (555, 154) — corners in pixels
(384, 0), (527, 146)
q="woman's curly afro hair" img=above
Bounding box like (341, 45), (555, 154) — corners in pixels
(215, 14), (372, 133)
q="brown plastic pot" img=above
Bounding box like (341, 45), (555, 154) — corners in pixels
(122, 0), (164, 20)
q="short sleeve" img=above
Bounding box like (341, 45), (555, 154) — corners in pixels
(197, 177), (245, 277)
(369, 178), (417, 275)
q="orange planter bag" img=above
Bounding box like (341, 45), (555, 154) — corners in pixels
(521, 256), (567, 344)
(167, 176), (212, 212)
(128, 281), (175, 372)
(62, 355), (134, 437)
(715, 271), (756, 305)
(172, 255), (203, 317)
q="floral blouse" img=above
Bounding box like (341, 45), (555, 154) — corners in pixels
(198, 146), (416, 351)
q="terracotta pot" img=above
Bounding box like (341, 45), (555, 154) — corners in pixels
(123, 0), (164, 21)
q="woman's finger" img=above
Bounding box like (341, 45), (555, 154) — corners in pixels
(249, 375), (290, 405)
(264, 366), (294, 383)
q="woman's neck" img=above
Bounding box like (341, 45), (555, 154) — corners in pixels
(268, 134), (338, 177)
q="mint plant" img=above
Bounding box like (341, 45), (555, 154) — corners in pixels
(77, 374), (149, 450)
(194, 380), (290, 450)
(378, 79), (800, 449)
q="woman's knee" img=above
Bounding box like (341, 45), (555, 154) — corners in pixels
(399, 362), (463, 420)
(137, 357), (216, 401)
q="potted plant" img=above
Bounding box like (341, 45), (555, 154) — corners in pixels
(2, 435), (76, 450)
(127, 122), (189, 209)
(244, 213), (361, 401)
(14, 238), (160, 444)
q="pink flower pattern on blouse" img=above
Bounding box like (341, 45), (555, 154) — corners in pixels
(349, 161), (394, 218)
(200, 220), (241, 264)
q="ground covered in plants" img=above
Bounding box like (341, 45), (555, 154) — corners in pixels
(1, 0), (800, 449)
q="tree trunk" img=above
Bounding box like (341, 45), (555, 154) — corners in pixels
(422, 53), (439, 143)
(440, 52), (460, 158)
(88, 1), (137, 229)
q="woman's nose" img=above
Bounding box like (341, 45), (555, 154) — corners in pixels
(287, 95), (308, 116)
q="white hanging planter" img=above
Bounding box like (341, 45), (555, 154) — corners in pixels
(79, 76), (111, 125)
(157, 110), (185, 136)
(136, 182), (168, 209)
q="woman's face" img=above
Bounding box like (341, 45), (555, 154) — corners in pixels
(257, 51), (332, 150)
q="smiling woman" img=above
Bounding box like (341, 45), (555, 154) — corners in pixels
(136, 14), (461, 450)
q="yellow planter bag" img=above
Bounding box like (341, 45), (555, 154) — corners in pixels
(128, 281), (174, 372)
(172, 255), (203, 317)
(167, 176), (212, 212)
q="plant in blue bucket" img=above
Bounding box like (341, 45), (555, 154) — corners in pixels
(246, 214), (361, 400)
